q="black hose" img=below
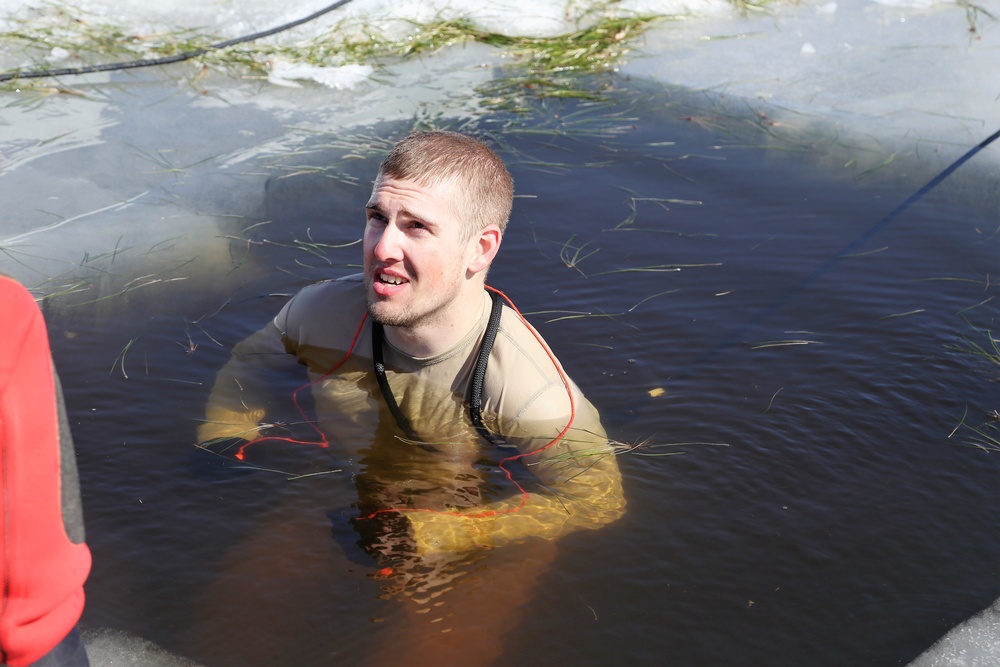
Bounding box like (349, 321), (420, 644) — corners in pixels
(0, 0), (356, 83)
(686, 126), (1000, 374)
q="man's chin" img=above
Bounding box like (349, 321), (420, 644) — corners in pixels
(366, 300), (410, 328)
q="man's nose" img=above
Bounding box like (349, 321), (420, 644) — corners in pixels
(373, 222), (403, 261)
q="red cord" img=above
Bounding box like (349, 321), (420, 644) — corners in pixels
(234, 312), (369, 460)
(234, 287), (578, 524)
(360, 285), (577, 521)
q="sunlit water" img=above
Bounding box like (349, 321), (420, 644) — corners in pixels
(8, 71), (1000, 666)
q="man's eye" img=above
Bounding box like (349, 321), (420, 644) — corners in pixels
(367, 211), (387, 223)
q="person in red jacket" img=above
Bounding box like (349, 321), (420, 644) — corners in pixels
(0, 274), (91, 667)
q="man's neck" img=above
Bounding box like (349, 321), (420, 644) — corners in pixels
(382, 289), (487, 358)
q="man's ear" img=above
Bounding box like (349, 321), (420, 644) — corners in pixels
(468, 224), (502, 276)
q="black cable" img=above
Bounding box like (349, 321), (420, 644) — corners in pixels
(0, 0), (355, 83)
(686, 126), (1000, 374)
(371, 321), (420, 443)
(469, 290), (507, 446)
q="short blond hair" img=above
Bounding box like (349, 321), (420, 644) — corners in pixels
(375, 131), (514, 239)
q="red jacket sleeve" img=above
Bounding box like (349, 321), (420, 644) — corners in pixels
(0, 275), (91, 667)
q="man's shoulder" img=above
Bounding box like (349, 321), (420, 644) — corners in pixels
(485, 306), (574, 411)
(292, 274), (364, 306)
(492, 307), (558, 372)
(276, 275), (367, 343)
(486, 304), (603, 433)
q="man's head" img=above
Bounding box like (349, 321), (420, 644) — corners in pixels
(362, 131), (511, 350)
(374, 131), (514, 241)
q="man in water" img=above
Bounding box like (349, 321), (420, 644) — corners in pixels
(195, 130), (624, 665)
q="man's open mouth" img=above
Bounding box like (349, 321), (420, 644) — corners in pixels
(378, 273), (407, 285)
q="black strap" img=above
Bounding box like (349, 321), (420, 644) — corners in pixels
(371, 321), (419, 442)
(371, 290), (507, 446)
(469, 291), (507, 445)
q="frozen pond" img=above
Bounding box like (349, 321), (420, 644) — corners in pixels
(3, 1), (1000, 665)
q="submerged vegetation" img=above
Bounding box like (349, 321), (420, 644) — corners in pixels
(949, 304), (1000, 452)
(958, 330), (1000, 371)
(951, 403), (1000, 453)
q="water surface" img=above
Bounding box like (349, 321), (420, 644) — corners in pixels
(18, 80), (1000, 666)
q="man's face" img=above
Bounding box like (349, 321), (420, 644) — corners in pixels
(363, 175), (475, 330)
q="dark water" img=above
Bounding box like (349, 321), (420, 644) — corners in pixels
(29, 81), (1000, 666)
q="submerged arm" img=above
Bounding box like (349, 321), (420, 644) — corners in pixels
(197, 322), (289, 444)
(408, 397), (626, 552)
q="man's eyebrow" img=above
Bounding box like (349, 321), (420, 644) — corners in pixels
(367, 204), (434, 226)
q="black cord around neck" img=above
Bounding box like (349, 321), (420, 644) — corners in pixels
(371, 290), (506, 446)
